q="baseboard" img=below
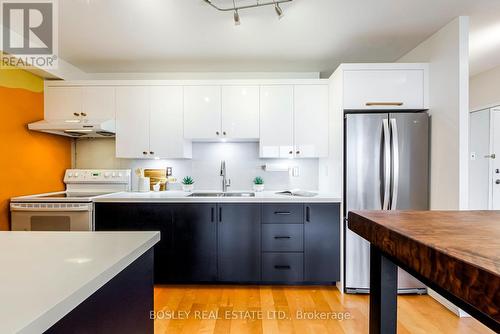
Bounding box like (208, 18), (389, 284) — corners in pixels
(428, 288), (470, 318)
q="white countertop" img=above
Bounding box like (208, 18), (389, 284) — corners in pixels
(93, 190), (342, 203)
(0, 231), (160, 334)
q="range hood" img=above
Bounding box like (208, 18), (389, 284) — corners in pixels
(28, 119), (115, 138)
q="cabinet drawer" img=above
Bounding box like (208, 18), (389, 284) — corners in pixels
(343, 69), (425, 110)
(262, 253), (303, 282)
(262, 224), (303, 252)
(262, 204), (303, 223)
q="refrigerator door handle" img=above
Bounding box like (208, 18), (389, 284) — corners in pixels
(382, 119), (391, 210)
(390, 118), (400, 210)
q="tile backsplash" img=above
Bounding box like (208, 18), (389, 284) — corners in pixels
(75, 139), (319, 191)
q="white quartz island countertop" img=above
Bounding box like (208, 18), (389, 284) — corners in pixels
(93, 190), (342, 203)
(0, 231), (160, 334)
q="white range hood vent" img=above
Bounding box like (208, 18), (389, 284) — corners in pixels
(28, 119), (116, 138)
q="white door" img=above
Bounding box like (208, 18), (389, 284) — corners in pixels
(150, 86), (192, 159)
(184, 86), (221, 139)
(469, 109), (491, 210)
(115, 86), (150, 158)
(259, 85), (294, 158)
(44, 87), (83, 120)
(343, 70), (425, 110)
(294, 85), (329, 158)
(221, 86), (259, 139)
(491, 109), (500, 209)
(82, 87), (115, 120)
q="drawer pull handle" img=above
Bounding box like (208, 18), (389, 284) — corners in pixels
(274, 265), (291, 270)
(365, 102), (404, 106)
(274, 211), (291, 215)
(274, 236), (291, 239)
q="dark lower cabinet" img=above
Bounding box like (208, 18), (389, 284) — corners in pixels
(95, 202), (340, 285)
(94, 203), (172, 283)
(304, 203), (341, 282)
(95, 203), (217, 283)
(218, 204), (261, 282)
(170, 204), (217, 282)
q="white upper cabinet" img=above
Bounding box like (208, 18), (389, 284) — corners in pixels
(82, 87), (115, 119)
(221, 86), (259, 139)
(184, 86), (222, 139)
(45, 87), (82, 120)
(343, 69), (425, 110)
(116, 86), (191, 159)
(294, 85), (329, 158)
(259, 85), (294, 158)
(45, 86), (115, 120)
(150, 86), (192, 159)
(115, 87), (150, 159)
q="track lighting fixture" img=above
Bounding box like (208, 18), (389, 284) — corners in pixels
(232, 0), (240, 25)
(233, 10), (240, 25)
(204, 0), (292, 25)
(274, 2), (283, 18)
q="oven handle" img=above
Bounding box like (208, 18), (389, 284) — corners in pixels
(10, 205), (91, 212)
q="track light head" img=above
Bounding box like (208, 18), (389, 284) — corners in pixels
(274, 3), (283, 18)
(233, 10), (240, 25)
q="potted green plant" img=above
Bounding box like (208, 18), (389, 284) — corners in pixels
(253, 176), (264, 192)
(182, 176), (195, 192)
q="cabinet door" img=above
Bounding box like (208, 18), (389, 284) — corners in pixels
(150, 86), (191, 159)
(221, 86), (259, 139)
(259, 86), (294, 158)
(304, 203), (340, 282)
(82, 87), (115, 120)
(115, 86), (150, 158)
(218, 204), (261, 282)
(343, 69), (425, 110)
(184, 86), (221, 139)
(171, 204), (217, 282)
(294, 85), (329, 158)
(94, 203), (173, 283)
(44, 87), (82, 120)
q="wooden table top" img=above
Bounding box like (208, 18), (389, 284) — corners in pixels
(348, 210), (500, 326)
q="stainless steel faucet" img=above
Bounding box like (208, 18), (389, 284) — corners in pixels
(220, 160), (231, 192)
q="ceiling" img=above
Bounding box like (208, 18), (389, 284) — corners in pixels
(58, 0), (500, 76)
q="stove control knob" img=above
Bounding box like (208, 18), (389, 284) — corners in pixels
(68, 172), (73, 178)
(104, 172), (110, 178)
(112, 172), (116, 177)
(74, 172), (79, 177)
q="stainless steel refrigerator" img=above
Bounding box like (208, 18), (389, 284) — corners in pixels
(344, 112), (428, 294)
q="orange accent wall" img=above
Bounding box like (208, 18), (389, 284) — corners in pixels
(0, 70), (71, 230)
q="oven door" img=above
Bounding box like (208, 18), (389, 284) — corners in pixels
(10, 203), (93, 231)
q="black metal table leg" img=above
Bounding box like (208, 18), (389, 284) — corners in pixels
(370, 245), (398, 334)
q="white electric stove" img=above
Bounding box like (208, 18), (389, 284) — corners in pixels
(10, 169), (131, 231)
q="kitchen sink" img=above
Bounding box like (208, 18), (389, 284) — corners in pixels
(188, 192), (255, 197)
(223, 192), (255, 197)
(188, 192), (224, 197)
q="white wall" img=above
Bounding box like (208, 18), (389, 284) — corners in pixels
(75, 139), (319, 192)
(470, 64), (500, 111)
(398, 16), (470, 317)
(398, 16), (470, 211)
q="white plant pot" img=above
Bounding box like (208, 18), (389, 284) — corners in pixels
(182, 184), (194, 192)
(253, 184), (265, 192)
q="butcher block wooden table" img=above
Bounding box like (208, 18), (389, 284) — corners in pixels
(348, 210), (500, 334)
